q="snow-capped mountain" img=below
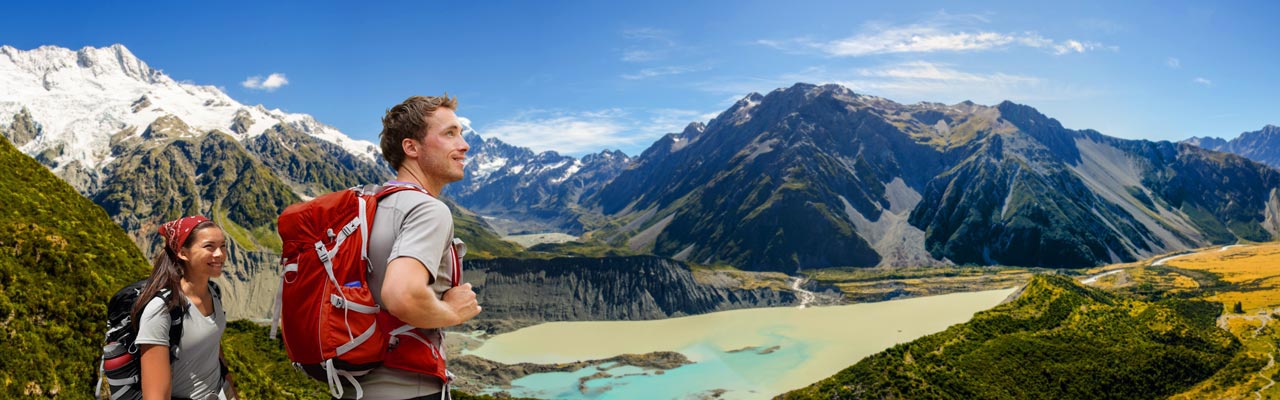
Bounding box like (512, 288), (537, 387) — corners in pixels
(445, 121), (631, 235)
(0, 44), (379, 192)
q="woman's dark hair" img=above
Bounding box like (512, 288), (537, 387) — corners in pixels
(130, 220), (218, 328)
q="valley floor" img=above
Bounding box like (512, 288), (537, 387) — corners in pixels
(1082, 242), (1280, 399)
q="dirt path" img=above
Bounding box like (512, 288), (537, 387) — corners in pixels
(1152, 253), (1190, 266)
(1257, 345), (1275, 400)
(1082, 269), (1123, 285)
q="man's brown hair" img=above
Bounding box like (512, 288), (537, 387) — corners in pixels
(380, 94), (458, 169)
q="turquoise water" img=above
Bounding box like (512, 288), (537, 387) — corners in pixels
(469, 288), (1018, 399)
(487, 336), (808, 399)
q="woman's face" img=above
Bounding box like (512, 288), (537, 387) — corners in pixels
(179, 227), (227, 280)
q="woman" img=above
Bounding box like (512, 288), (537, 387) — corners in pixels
(131, 216), (239, 400)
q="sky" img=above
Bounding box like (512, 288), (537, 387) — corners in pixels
(2, 1), (1278, 157)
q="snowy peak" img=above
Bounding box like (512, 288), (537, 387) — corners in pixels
(0, 44), (380, 189)
(1, 44), (164, 86)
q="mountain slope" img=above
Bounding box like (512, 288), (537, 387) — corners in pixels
(780, 275), (1238, 399)
(587, 83), (1280, 271)
(1186, 125), (1280, 169)
(0, 135), (152, 397)
(591, 86), (944, 271)
(244, 122), (393, 198)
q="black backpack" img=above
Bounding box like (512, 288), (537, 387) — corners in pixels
(95, 279), (222, 400)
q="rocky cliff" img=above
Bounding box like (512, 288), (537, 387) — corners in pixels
(466, 256), (796, 321)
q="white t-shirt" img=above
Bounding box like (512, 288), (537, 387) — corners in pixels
(340, 186), (456, 399)
(135, 292), (226, 400)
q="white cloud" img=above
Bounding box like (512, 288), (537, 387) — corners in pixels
(481, 110), (635, 154)
(1166, 57), (1181, 69)
(1193, 77), (1212, 87)
(1050, 39), (1103, 55)
(242, 73), (289, 91)
(761, 22), (1110, 57)
(823, 26), (1017, 55)
(480, 108), (714, 155)
(621, 65), (706, 80)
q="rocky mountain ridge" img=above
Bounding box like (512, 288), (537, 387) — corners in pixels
(445, 129), (631, 235)
(585, 84), (1280, 271)
(1186, 124), (1280, 169)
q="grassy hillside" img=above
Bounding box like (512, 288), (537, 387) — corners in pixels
(781, 274), (1238, 399)
(0, 135), (153, 396)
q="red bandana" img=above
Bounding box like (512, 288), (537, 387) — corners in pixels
(158, 216), (210, 254)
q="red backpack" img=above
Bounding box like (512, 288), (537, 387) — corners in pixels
(270, 184), (462, 399)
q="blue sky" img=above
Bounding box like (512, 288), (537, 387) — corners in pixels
(3, 1), (1278, 156)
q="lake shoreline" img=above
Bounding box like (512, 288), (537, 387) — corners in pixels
(452, 287), (1021, 399)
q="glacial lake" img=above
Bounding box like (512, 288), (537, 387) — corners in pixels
(465, 287), (1019, 399)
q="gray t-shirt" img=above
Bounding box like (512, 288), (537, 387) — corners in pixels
(342, 186), (457, 399)
(135, 292), (226, 400)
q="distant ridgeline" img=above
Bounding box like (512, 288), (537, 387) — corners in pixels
(0, 135), (332, 397)
(1185, 124), (1280, 169)
(781, 275), (1238, 399)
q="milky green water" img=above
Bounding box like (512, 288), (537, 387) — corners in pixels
(465, 288), (1018, 399)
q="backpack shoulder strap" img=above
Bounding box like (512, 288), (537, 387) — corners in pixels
(158, 289), (184, 361)
(209, 280), (222, 302)
(375, 183), (433, 200)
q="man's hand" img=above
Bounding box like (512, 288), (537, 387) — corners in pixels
(442, 282), (482, 323)
(384, 258), (478, 329)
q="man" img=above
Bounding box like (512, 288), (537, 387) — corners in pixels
(341, 95), (481, 400)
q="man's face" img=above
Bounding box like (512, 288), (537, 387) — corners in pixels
(414, 108), (469, 186)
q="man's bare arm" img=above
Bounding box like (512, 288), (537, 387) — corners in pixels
(381, 257), (480, 329)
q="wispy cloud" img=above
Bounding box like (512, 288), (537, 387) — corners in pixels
(622, 27), (676, 44)
(854, 61), (1039, 84)
(621, 65), (707, 80)
(242, 73), (289, 91)
(697, 61), (1096, 105)
(483, 110), (632, 154)
(759, 21), (1111, 57)
(1166, 57), (1181, 69)
(480, 107), (715, 155)
(621, 27), (681, 63)
(622, 50), (662, 62)
(1193, 77), (1213, 87)
(1077, 18), (1125, 34)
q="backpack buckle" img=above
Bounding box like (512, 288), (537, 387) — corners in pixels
(315, 242), (331, 264)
